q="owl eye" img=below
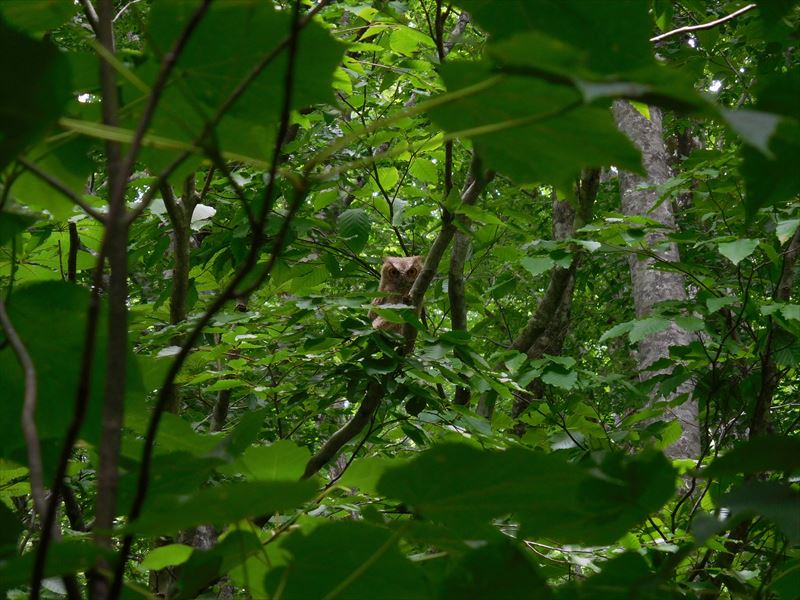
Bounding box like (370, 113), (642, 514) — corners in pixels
(387, 266), (398, 276)
(407, 267), (418, 277)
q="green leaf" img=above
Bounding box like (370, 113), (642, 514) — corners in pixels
(707, 295), (736, 314)
(129, 480), (317, 536)
(0, 540), (111, 592)
(702, 436), (800, 477)
(717, 238), (759, 265)
(541, 366), (577, 390)
(563, 552), (664, 599)
(599, 321), (634, 343)
(13, 138), (95, 221)
(219, 439), (311, 481)
(429, 62), (642, 188)
(776, 218), (800, 244)
(629, 317), (671, 343)
(139, 544), (193, 571)
(0, 18), (71, 170)
(457, 204), (504, 225)
(338, 456), (407, 496)
(409, 159), (438, 184)
(0, 210), (36, 245)
(722, 109), (781, 156)
(133, 0), (346, 171)
(0, 502), (22, 559)
(377, 445), (674, 545)
(389, 25), (434, 56)
(339, 208), (371, 253)
(520, 256), (554, 276)
(456, 0), (654, 74)
(375, 166), (399, 190)
(441, 541), (552, 599)
(264, 522), (432, 600)
(175, 531), (262, 600)
(720, 482), (800, 544)
(0, 0), (78, 36)
(0, 282), (143, 478)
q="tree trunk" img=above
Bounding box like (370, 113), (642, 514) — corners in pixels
(612, 101), (700, 459)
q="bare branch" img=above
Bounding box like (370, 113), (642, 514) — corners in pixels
(302, 381), (383, 479)
(78, 0), (100, 36)
(650, 3), (756, 42)
(17, 158), (104, 222)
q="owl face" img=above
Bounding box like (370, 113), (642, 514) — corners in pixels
(382, 255), (423, 291)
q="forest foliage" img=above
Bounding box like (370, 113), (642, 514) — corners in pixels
(0, 0), (799, 598)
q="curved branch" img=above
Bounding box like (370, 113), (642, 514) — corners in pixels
(650, 3), (756, 42)
(0, 300), (45, 519)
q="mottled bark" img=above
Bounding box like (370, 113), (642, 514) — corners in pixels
(613, 100), (700, 459)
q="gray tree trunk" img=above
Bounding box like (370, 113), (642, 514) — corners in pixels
(612, 101), (700, 459)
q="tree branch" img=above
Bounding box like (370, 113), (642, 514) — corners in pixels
(0, 300), (46, 520)
(650, 3), (756, 42)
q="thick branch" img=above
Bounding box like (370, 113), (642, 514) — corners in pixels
(302, 381), (383, 479)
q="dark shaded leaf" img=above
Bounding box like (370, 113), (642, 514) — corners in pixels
(264, 522), (432, 600)
(702, 436), (800, 477)
(129, 480), (317, 536)
(440, 540), (552, 600)
(0, 18), (71, 170)
(377, 445), (674, 545)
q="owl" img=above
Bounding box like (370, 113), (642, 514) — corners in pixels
(369, 255), (423, 331)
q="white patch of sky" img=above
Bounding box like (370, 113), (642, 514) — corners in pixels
(709, 80), (723, 92)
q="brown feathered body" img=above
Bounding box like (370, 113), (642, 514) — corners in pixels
(370, 256), (423, 331)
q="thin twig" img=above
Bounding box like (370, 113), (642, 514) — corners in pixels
(17, 158), (104, 222)
(650, 3), (756, 42)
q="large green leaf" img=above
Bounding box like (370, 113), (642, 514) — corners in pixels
(0, 0), (78, 36)
(129, 479), (317, 536)
(0, 18), (71, 170)
(0, 502), (21, 559)
(455, 0), (654, 74)
(129, 0), (346, 172)
(175, 530), (262, 600)
(377, 445), (675, 545)
(702, 436), (800, 477)
(0, 282), (143, 477)
(264, 522), (432, 600)
(556, 552), (668, 599)
(0, 540), (111, 592)
(720, 482), (800, 544)
(12, 137), (95, 220)
(218, 439), (310, 481)
(429, 62), (642, 189)
(440, 541), (552, 599)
